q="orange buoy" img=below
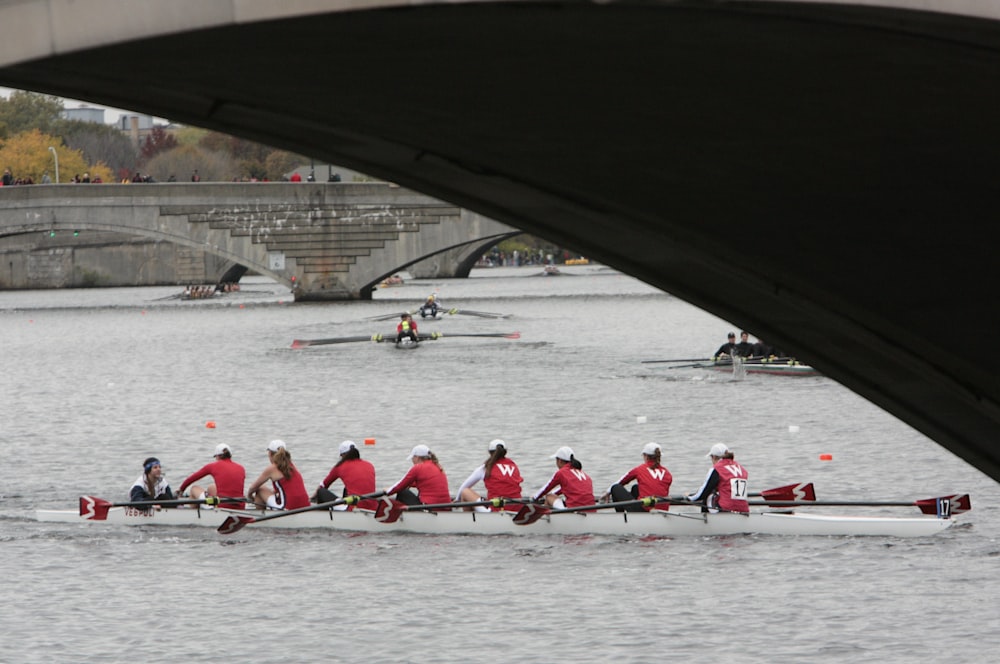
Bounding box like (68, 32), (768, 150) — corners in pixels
(206, 421), (217, 429)
(364, 438), (376, 446)
(819, 453), (833, 461)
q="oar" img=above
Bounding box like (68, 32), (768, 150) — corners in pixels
(364, 311), (414, 322)
(291, 334), (391, 348)
(417, 331), (521, 341)
(750, 482), (816, 501)
(641, 357), (713, 364)
(374, 497), (511, 523)
(217, 491), (386, 534)
(512, 496), (670, 526)
(454, 309), (508, 319)
(748, 493), (971, 517)
(79, 495), (244, 520)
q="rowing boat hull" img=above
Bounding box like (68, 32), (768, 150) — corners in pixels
(697, 362), (820, 377)
(34, 507), (955, 537)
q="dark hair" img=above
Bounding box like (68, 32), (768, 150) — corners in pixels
(335, 447), (361, 467)
(143, 457), (160, 472)
(271, 448), (294, 479)
(483, 445), (507, 478)
(644, 448), (662, 467)
(568, 454), (582, 470)
(217, 449), (232, 460)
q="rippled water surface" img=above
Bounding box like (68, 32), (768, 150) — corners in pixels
(1, 266), (997, 663)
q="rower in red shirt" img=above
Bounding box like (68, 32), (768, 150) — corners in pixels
(384, 444), (451, 508)
(318, 440), (378, 510)
(454, 439), (524, 511)
(533, 446), (595, 509)
(247, 439), (311, 510)
(602, 442), (673, 511)
(177, 443), (247, 508)
(686, 443), (749, 513)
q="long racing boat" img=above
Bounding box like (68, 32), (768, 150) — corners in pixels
(35, 503), (961, 538)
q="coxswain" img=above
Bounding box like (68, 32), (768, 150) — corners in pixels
(130, 457), (174, 507)
(383, 444), (451, 508)
(600, 443), (673, 511)
(176, 443), (246, 509)
(454, 439), (524, 511)
(396, 313), (419, 344)
(317, 440), (378, 510)
(246, 440), (311, 510)
(685, 443), (749, 513)
(532, 446), (594, 509)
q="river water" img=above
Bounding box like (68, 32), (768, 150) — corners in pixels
(1, 266), (997, 663)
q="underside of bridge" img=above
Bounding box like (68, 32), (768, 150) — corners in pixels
(1, 1), (998, 481)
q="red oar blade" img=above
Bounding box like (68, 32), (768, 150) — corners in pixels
(512, 503), (550, 526)
(79, 496), (112, 520)
(290, 339), (312, 349)
(374, 497), (406, 524)
(758, 483), (816, 502)
(505, 331), (521, 339)
(915, 494), (971, 517)
(217, 515), (255, 535)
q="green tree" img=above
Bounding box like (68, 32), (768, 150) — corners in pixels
(55, 119), (139, 178)
(0, 90), (64, 137)
(143, 143), (236, 182)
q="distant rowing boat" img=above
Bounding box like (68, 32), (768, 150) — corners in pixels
(694, 359), (820, 377)
(35, 505), (958, 537)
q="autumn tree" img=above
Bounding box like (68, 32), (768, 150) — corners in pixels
(140, 126), (178, 162)
(0, 129), (114, 183)
(143, 143), (237, 182)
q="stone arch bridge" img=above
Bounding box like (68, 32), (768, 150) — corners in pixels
(0, 182), (518, 299)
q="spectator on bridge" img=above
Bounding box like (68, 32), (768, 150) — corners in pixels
(2, 167), (13, 186)
(191, 170), (201, 182)
(290, 172), (302, 182)
(41, 172), (51, 184)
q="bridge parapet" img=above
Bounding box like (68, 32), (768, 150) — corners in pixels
(0, 183), (517, 298)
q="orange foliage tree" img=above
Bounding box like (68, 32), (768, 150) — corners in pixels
(0, 129), (114, 183)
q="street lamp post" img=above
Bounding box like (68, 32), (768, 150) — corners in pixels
(47, 146), (59, 183)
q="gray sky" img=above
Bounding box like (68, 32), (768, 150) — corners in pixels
(1, 86), (164, 125)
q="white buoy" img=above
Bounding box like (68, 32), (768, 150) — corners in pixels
(636, 416), (647, 424)
(788, 425), (800, 433)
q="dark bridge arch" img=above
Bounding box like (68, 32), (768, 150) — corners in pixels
(1, 1), (999, 481)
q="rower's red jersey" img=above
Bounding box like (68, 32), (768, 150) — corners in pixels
(273, 464), (311, 510)
(537, 465), (594, 508)
(714, 459), (749, 513)
(388, 460), (451, 507)
(177, 458), (246, 507)
(322, 458), (378, 510)
(484, 458), (523, 499)
(617, 461), (673, 510)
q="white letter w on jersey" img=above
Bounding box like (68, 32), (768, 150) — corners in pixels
(497, 465), (518, 477)
(646, 467), (667, 481)
(723, 464), (746, 478)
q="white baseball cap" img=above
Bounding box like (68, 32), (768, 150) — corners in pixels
(408, 444), (431, 459)
(550, 446), (574, 461)
(339, 440), (357, 455)
(267, 439), (286, 453)
(707, 443), (730, 458)
(213, 443), (231, 457)
(642, 443), (660, 456)
(488, 439), (506, 451)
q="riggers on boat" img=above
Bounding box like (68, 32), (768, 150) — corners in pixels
(36, 495), (969, 538)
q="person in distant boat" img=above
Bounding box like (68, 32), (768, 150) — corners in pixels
(600, 443), (673, 512)
(419, 294), (440, 318)
(750, 338), (773, 359)
(454, 439), (524, 511)
(130, 457), (174, 504)
(246, 440), (311, 510)
(176, 443), (246, 509)
(384, 444), (451, 508)
(317, 440), (378, 510)
(396, 313), (419, 344)
(735, 331), (754, 357)
(532, 446), (594, 509)
(714, 332), (737, 359)
(684, 443), (749, 513)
